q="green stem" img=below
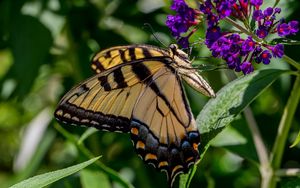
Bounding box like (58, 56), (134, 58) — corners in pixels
(283, 55), (300, 70)
(269, 74), (300, 187)
(243, 108), (269, 165)
(274, 0), (281, 7)
(224, 17), (262, 42)
(243, 108), (272, 188)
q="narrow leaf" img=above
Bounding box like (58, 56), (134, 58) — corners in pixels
(290, 131), (300, 148)
(271, 38), (300, 45)
(78, 128), (98, 145)
(10, 156), (100, 188)
(179, 165), (198, 188)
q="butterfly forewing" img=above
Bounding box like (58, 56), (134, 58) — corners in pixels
(55, 59), (165, 132)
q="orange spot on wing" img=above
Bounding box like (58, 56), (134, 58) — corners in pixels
(158, 161), (168, 168)
(131, 127), (139, 135)
(136, 141), (145, 149)
(193, 143), (198, 151)
(145, 153), (157, 161)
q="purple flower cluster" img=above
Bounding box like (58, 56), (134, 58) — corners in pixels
(166, 0), (299, 74)
(166, 0), (199, 47)
(253, 7), (298, 38)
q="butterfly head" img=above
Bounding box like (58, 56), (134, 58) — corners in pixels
(169, 44), (189, 61)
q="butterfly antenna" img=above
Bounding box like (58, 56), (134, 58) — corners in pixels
(143, 23), (168, 48)
(194, 63), (228, 72)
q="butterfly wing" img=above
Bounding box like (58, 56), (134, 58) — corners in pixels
(55, 44), (210, 186)
(130, 66), (200, 186)
(54, 59), (166, 132)
(91, 45), (169, 74)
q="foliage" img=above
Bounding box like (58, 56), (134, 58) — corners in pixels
(0, 0), (299, 188)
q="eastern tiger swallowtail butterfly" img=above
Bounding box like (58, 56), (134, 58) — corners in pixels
(54, 44), (215, 187)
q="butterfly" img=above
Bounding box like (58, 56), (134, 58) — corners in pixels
(54, 44), (215, 187)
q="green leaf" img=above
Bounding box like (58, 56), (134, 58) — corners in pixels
(80, 169), (111, 188)
(9, 156), (100, 188)
(281, 178), (300, 188)
(9, 15), (52, 98)
(197, 69), (289, 154)
(181, 69), (288, 186)
(290, 131), (300, 148)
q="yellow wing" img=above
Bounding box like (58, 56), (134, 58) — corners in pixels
(55, 44), (213, 187)
(130, 66), (200, 186)
(91, 45), (170, 74)
(54, 60), (165, 132)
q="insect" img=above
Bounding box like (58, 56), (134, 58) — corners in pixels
(54, 44), (215, 187)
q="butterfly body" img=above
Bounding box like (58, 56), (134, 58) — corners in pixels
(55, 44), (215, 186)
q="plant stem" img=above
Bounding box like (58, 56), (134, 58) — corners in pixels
(224, 17), (262, 42)
(244, 108), (269, 165)
(243, 108), (272, 188)
(226, 70), (272, 188)
(269, 74), (300, 187)
(283, 55), (300, 70)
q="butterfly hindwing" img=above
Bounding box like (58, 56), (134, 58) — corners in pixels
(130, 66), (200, 185)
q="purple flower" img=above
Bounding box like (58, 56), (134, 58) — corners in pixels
(171, 0), (188, 12)
(271, 44), (284, 58)
(210, 36), (229, 57)
(240, 61), (254, 74)
(264, 20), (273, 27)
(256, 50), (272, 64)
(199, 1), (213, 15)
(227, 55), (241, 70)
(166, 0), (199, 47)
(207, 13), (219, 27)
(241, 37), (256, 54)
(277, 23), (290, 36)
(263, 7), (273, 17)
(166, 15), (189, 37)
(217, 2), (233, 18)
(250, 0), (263, 7)
(205, 26), (222, 47)
(289, 21), (299, 34)
(274, 7), (281, 14)
(256, 25), (269, 38)
(253, 10), (263, 21)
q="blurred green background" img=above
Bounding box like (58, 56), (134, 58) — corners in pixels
(0, 0), (299, 188)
